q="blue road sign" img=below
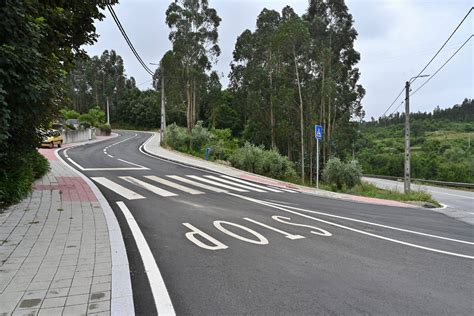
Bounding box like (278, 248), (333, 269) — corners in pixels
(315, 125), (323, 140)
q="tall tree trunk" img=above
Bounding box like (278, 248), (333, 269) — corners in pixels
(294, 47), (304, 184)
(320, 66), (326, 164)
(186, 79), (192, 132)
(269, 49), (276, 149)
(192, 78), (196, 127)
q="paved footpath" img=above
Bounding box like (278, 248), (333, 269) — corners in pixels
(0, 140), (133, 315)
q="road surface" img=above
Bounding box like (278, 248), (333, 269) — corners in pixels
(363, 177), (474, 212)
(60, 131), (474, 315)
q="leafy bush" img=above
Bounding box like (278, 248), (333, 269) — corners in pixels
(322, 157), (362, 190)
(207, 128), (238, 160)
(99, 123), (111, 136)
(60, 108), (80, 120)
(229, 142), (296, 180)
(78, 107), (106, 127)
(0, 150), (49, 208)
(164, 123), (190, 152)
(190, 121), (211, 152)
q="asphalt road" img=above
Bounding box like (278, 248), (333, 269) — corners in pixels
(60, 131), (474, 315)
(363, 177), (474, 211)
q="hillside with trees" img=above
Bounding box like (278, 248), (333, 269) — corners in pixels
(357, 99), (474, 183)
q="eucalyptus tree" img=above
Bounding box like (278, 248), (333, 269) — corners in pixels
(275, 6), (310, 182)
(165, 0), (221, 132)
(305, 0), (365, 162)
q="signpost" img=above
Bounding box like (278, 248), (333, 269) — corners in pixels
(315, 125), (323, 189)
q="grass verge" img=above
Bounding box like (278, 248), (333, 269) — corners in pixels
(321, 181), (440, 207)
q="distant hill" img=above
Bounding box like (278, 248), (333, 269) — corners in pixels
(357, 99), (473, 183)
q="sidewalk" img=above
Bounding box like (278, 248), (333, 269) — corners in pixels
(142, 132), (415, 209)
(0, 138), (133, 315)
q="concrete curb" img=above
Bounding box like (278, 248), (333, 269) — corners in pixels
(139, 132), (417, 209)
(54, 133), (135, 315)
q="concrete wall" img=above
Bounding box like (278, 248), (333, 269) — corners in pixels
(62, 128), (96, 144)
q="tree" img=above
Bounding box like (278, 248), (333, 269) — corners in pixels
(0, 1), (105, 168)
(165, 0), (221, 132)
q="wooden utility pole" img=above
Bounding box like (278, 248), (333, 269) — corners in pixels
(404, 81), (411, 194)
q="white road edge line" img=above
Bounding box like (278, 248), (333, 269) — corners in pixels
(116, 201), (176, 316)
(262, 201), (474, 246)
(54, 140), (135, 316)
(227, 193), (474, 260)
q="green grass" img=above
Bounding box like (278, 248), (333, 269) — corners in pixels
(321, 181), (440, 207)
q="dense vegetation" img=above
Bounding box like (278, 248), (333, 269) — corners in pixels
(0, 0), (105, 207)
(63, 0), (365, 186)
(357, 99), (473, 183)
(164, 123), (296, 181)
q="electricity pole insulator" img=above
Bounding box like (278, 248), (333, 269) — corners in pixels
(404, 81), (411, 194)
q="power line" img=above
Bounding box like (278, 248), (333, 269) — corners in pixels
(411, 34), (473, 97)
(381, 87), (405, 117)
(107, 5), (154, 76)
(381, 6), (473, 117)
(389, 34), (473, 116)
(410, 7), (473, 85)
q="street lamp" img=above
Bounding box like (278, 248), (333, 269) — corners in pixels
(403, 74), (430, 194)
(150, 62), (165, 146)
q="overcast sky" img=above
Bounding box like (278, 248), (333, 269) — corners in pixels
(85, 0), (473, 119)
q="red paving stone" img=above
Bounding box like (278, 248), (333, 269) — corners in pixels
(34, 176), (97, 202)
(38, 148), (58, 160)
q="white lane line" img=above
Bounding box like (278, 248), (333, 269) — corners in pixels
(144, 176), (204, 195)
(187, 175), (248, 192)
(120, 176), (178, 197)
(116, 202), (175, 315)
(261, 201), (474, 246)
(268, 186), (298, 193)
(205, 175), (266, 192)
(92, 177), (145, 200)
(167, 175), (227, 193)
(67, 157), (85, 170)
(83, 167), (149, 171)
(117, 158), (148, 169)
(219, 175), (283, 192)
(228, 193), (474, 260)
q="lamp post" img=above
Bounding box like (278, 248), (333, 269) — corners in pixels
(404, 74), (429, 194)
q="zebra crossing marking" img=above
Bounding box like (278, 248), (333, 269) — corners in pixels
(187, 175), (248, 192)
(205, 175), (266, 192)
(144, 176), (204, 195)
(167, 175), (227, 193)
(92, 177), (145, 200)
(219, 175), (283, 192)
(120, 176), (178, 197)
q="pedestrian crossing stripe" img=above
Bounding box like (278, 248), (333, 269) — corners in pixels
(92, 174), (300, 200)
(144, 176), (204, 195)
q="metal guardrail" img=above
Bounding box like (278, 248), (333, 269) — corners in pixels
(363, 174), (474, 189)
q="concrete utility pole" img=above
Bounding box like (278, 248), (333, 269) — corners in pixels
(161, 61), (166, 146)
(404, 81), (411, 194)
(404, 74), (429, 194)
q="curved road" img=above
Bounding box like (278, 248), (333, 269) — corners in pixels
(60, 131), (474, 315)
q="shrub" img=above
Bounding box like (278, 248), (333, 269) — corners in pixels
(60, 108), (80, 120)
(164, 123), (190, 152)
(207, 128), (237, 160)
(0, 150), (49, 208)
(99, 123), (111, 136)
(322, 157), (362, 190)
(229, 142), (296, 180)
(190, 121), (210, 152)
